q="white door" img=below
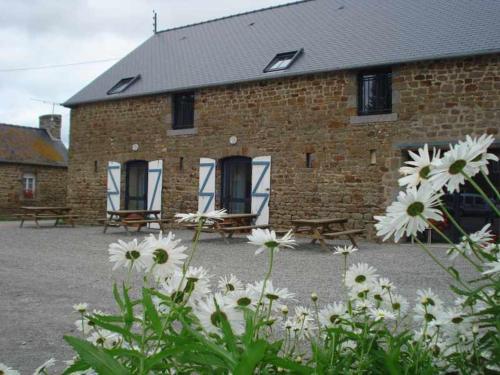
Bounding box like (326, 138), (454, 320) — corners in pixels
(107, 161), (121, 216)
(251, 156), (271, 225)
(147, 160), (163, 228)
(198, 158), (216, 213)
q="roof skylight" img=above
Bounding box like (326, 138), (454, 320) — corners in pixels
(107, 75), (140, 95)
(263, 50), (302, 73)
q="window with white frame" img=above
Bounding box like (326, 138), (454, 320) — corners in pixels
(22, 173), (36, 199)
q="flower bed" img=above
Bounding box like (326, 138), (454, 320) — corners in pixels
(2, 135), (498, 374)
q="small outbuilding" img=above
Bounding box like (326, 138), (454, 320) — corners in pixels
(0, 115), (68, 217)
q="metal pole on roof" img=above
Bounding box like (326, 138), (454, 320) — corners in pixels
(153, 10), (157, 34)
(30, 98), (62, 115)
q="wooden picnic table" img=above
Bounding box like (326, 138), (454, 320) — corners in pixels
(104, 210), (171, 234)
(19, 206), (78, 228)
(291, 217), (363, 249)
(183, 213), (269, 243)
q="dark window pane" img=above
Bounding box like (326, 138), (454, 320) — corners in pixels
(264, 50), (302, 73)
(173, 92), (195, 129)
(358, 71), (392, 115)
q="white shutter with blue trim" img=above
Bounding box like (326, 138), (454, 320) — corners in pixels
(198, 158), (216, 213)
(147, 160), (163, 229)
(107, 161), (121, 217)
(251, 156), (271, 225)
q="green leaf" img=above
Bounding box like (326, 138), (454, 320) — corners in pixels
(178, 317), (237, 368)
(214, 298), (237, 355)
(64, 336), (129, 375)
(61, 358), (91, 375)
(113, 283), (124, 311)
(267, 357), (314, 374)
(122, 283), (134, 328)
(142, 287), (163, 337)
(234, 340), (267, 374)
(448, 266), (460, 280)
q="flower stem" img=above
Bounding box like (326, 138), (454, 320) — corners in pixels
(413, 236), (471, 292)
(176, 219), (204, 294)
(424, 216), (483, 272)
(461, 171), (500, 216)
(480, 170), (500, 201)
(254, 247), (275, 337)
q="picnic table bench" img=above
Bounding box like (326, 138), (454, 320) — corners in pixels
(181, 213), (269, 243)
(291, 217), (364, 250)
(102, 210), (172, 234)
(18, 206), (78, 228)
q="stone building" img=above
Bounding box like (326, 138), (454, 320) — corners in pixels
(64, 0), (500, 240)
(0, 115), (68, 217)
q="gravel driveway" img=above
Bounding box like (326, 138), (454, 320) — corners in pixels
(0, 221), (476, 373)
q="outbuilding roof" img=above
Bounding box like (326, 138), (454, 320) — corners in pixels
(0, 124), (68, 167)
(64, 0), (500, 107)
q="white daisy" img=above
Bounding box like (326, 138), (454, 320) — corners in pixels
(344, 263), (378, 289)
(399, 144), (441, 187)
(375, 184), (443, 242)
(143, 232), (188, 280)
(376, 277), (395, 292)
(87, 330), (122, 349)
(459, 134), (498, 174)
(352, 299), (374, 314)
(248, 280), (295, 310)
(449, 223), (495, 259)
(416, 288), (443, 308)
(108, 238), (150, 272)
(294, 306), (314, 323)
(429, 141), (486, 193)
(74, 317), (95, 334)
(385, 293), (409, 315)
(288, 316), (315, 338)
(33, 358), (56, 375)
(247, 228), (295, 255)
(73, 303), (88, 313)
(369, 308), (396, 321)
(0, 363), (20, 375)
(370, 285), (388, 304)
(159, 268), (210, 305)
(332, 245), (358, 255)
(413, 303), (440, 324)
(194, 293), (245, 335)
(218, 274), (243, 293)
(226, 289), (257, 309)
(483, 260), (500, 275)
(175, 209), (227, 224)
(318, 302), (348, 327)
(348, 284), (373, 301)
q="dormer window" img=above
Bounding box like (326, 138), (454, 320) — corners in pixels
(107, 75), (140, 95)
(263, 50), (302, 73)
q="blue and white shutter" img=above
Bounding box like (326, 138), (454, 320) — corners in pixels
(198, 158), (216, 213)
(107, 161), (121, 216)
(251, 156), (271, 225)
(147, 160), (163, 228)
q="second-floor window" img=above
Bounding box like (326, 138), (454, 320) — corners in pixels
(358, 70), (392, 115)
(172, 92), (195, 129)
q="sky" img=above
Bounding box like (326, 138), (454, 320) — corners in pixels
(0, 0), (289, 146)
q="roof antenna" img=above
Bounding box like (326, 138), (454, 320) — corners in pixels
(30, 98), (62, 116)
(153, 10), (158, 34)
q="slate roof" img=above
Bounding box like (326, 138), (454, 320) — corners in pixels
(0, 124), (68, 167)
(64, 0), (500, 107)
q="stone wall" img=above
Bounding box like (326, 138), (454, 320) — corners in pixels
(67, 54), (500, 235)
(0, 163), (67, 217)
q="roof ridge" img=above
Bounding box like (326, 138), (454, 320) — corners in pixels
(0, 123), (42, 131)
(155, 0), (315, 34)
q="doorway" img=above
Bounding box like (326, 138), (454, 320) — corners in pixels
(125, 160), (148, 210)
(221, 156), (252, 213)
